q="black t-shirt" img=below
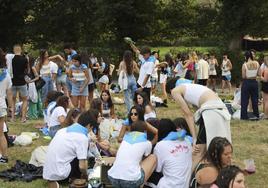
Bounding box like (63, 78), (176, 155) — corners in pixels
(12, 55), (28, 86)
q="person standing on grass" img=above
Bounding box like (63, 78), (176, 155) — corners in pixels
(0, 49), (13, 164)
(64, 43), (77, 98)
(240, 51), (259, 120)
(166, 77), (231, 171)
(118, 50), (139, 112)
(196, 53), (209, 86)
(10, 44), (29, 123)
(208, 54), (219, 91)
(221, 54), (232, 93)
(151, 51), (160, 96)
(69, 54), (89, 111)
(131, 44), (155, 100)
(260, 56), (268, 119)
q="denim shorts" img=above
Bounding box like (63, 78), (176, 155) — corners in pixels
(12, 85), (28, 97)
(56, 74), (67, 85)
(108, 168), (145, 188)
(71, 81), (89, 96)
(222, 75), (231, 81)
(0, 108), (7, 118)
(150, 77), (158, 87)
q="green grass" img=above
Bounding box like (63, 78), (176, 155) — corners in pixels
(0, 92), (267, 187)
(152, 46), (218, 57)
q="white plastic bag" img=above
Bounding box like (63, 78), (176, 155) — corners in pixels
(14, 135), (32, 146)
(28, 82), (38, 103)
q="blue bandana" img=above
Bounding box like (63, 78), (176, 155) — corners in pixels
(123, 131), (147, 144)
(123, 118), (130, 126)
(0, 69), (7, 82)
(66, 123), (88, 136)
(175, 78), (193, 87)
(140, 55), (156, 66)
(163, 129), (193, 144)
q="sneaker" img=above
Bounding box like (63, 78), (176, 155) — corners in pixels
(0, 157), (8, 164)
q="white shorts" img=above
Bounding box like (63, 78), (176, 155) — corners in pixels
(159, 74), (167, 84)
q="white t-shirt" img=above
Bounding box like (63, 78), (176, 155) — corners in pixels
(5, 54), (15, 78)
(151, 59), (159, 79)
(44, 101), (57, 126)
(154, 140), (192, 188)
(137, 56), (154, 88)
(48, 106), (67, 128)
(0, 73), (12, 108)
(108, 140), (152, 181)
(40, 61), (58, 76)
(50, 61), (58, 74)
(196, 59), (209, 80)
(43, 128), (88, 181)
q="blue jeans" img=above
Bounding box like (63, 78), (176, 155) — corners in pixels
(108, 169), (145, 188)
(41, 76), (54, 102)
(124, 75), (137, 112)
(241, 79), (259, 119)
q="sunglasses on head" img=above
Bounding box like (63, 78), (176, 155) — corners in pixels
(130, 112), (138, 116)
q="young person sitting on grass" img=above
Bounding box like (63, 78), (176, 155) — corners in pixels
(153, 118), (192, 188)
(43, 109), (99, 188)
(108, 120), (157, 188)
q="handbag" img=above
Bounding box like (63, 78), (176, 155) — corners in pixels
(35, 77), (46, 90)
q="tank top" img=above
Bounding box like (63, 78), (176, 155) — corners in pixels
(71, 64), (87, 81)
(40, 62), (52, 76)
(209, 59), (217, 75)
(221, 60), (231, 76)
(183, 84), (210, 107)
(245, 63), (258, 78)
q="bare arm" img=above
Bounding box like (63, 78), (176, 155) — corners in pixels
(142, 75), (150, 87)
(79, 159), (88, 179)
(146, 122), (158, 145)
(130, 43), (140, 55)
(242, 64), (246, 79)
(48, 55), (64, 62)
(81, 70), (89, 91)
(58, 115), (66, 125)
(171, 87), (197, 141)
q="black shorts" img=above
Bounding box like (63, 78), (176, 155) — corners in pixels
(196, 116), (206, 144)
(209, 75), (217, 79)
(261, 81), (268, 93)
(88, 83), (95, 92)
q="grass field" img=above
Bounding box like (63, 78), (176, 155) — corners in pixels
(0, 91), (267, 188)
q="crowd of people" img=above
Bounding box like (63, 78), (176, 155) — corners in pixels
(0, 42), (263, 188)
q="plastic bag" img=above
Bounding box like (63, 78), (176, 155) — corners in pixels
(14, 135), (32, 146)
(21, 132), (40, 140)
(28, 82), (38, 103)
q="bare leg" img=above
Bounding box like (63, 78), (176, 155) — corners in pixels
(11, 96), (16, 121)
(221, 80), (225, 93)
(80, 96), (87, 111)
(161, 83), (167, 101)
(140, 154), (157, 183)
(48, 181), (59, 188)
(0, 117), (7, 157)
(192, 144), (206, 172)
(72, 96), (79, 108)
(88, 90), (94, 105)
(21, 96), (28, 122)
(227, 81), (232, 93)
(263, 93), (268, 117)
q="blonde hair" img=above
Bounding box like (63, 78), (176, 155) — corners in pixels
(264, 56), (268, 66)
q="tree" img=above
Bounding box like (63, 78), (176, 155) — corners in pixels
(217, 0), (268, 50)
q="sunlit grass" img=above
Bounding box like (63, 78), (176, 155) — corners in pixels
(0, 91), (267, 187)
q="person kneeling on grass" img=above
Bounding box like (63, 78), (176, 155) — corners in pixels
(108, 120), (157, 188)
(43, 109), (99, 188)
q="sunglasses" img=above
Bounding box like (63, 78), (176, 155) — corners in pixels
(130, 112), (138, 116)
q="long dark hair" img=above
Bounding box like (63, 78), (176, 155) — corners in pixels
(100, 90), (114, 108)
(133, 91), (150, 109)
(80, 51), (90, 67)
(0, 48), (6, 68)
(128, 105), (145, 125)
(165, 53), (174, 67)
(55, 95), (69, 111)
(158, 119), (176, 141)
(102, 56), (110, 75)
(123, 50), (133, 75)
(63, 108), (81, 127)
(173, 117), (191, 136)
(90, 98), (102, 114)
(204, 137), (232, 170)
(216, 165), (244, 188)
(37, 49), (48, 72)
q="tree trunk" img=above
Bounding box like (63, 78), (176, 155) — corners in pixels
(228, 36), (242, 51)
